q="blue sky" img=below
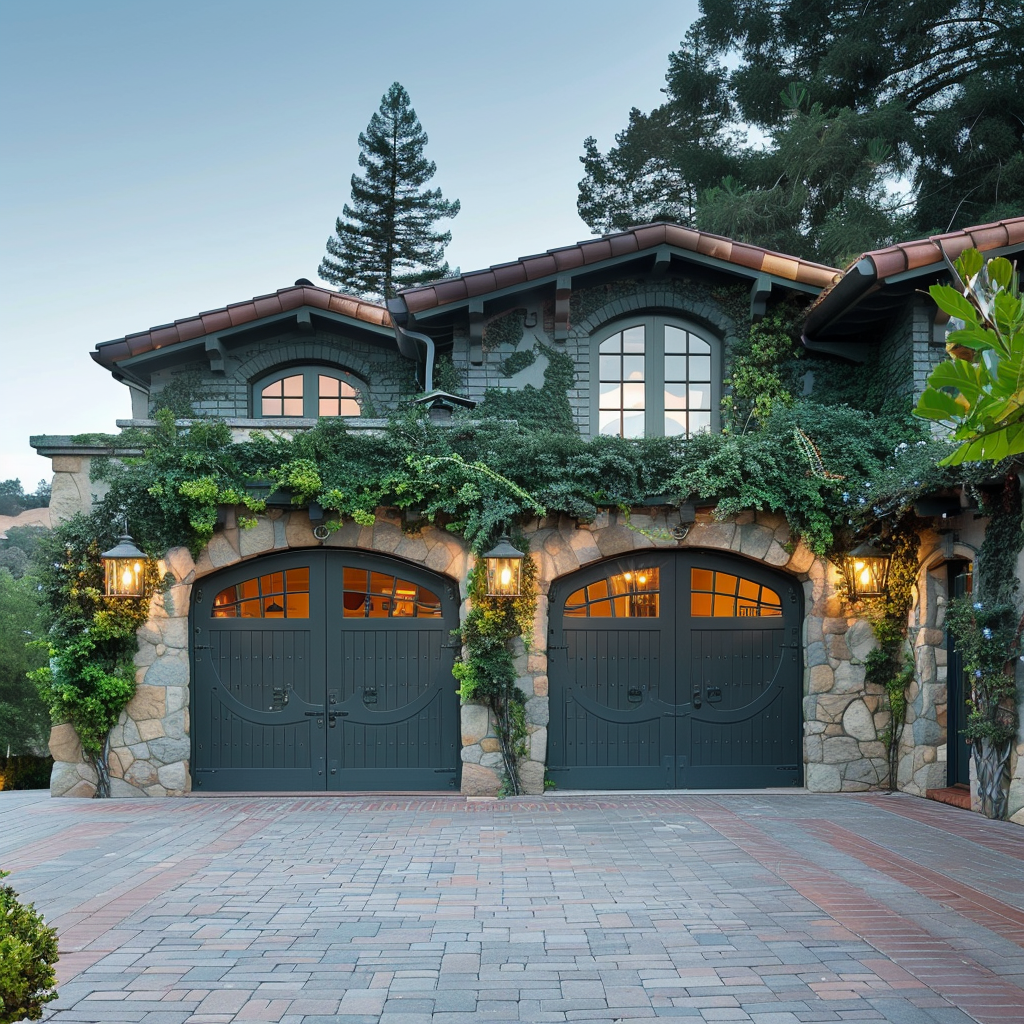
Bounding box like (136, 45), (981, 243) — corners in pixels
(0, 0), (700, 488)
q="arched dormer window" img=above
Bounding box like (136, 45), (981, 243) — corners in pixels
(252, 367), (362, 419)
(591, 317), (720, 438)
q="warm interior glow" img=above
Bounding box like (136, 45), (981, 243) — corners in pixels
(500, 566), (512, 586)
(638, 573), (647, 585)
(121, 567), (133, 587)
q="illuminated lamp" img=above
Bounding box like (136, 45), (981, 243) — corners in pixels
(101, 530), (147, 598)
(844, 540), (892, 600)
(483, 535), (525, 598)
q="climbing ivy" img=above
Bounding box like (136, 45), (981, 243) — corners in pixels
(453, 542), (538, 795)
(860, 526), (919, 790)
(29, 513), (161, 798)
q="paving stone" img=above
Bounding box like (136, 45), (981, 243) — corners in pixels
(1, 790), (1023, 1023)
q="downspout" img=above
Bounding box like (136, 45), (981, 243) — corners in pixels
(387, 298), (436, 393)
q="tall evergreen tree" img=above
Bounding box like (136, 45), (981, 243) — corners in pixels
(320, 83), (460, 302)
(579, 2), (1024, 264)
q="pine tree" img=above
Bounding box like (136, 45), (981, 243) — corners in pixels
(579, 2), (1024, 264)
(319, 83), (460, 302)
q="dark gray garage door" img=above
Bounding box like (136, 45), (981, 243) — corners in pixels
(547, 551), (802, 789)
(190, 550), (460, 792)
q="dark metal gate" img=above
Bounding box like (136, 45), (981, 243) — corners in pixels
(547, 551), (802, 789)
(190, 550), (460, 792)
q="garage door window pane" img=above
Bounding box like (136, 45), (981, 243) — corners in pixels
(565, 569), (659, 617)
(212, 566), (311, 618)
(691, 568), (781, 617)
(343, 568), (441, 618)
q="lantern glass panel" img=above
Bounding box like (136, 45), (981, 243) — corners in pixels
(846, 553), (890, 599)
(485, 556), (522, 597)
(105, 556), (144, 598)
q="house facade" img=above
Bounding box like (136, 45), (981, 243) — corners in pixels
(31, 219), (1024, 822)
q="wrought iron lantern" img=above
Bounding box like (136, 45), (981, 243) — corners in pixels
(483, 535), (525, 598)
(844, 540), (892, 600)
(101, 530), (147, 598)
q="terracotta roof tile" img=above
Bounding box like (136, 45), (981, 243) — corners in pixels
(1005, 219), (1024, 245)
(696, 234), (733, 261)
(465, 271), (498, 297)
(397, 222), (838, 314)
(493, 263), (526, 289)
(869, 248), (908, 278)
(581, 238), (612, 263)
(552, 247), (586, 272)
(200, 309), (233, 333)
(520, 254), (554, 280)
(729, 243), (767, 273)
(663, 224), (701, 251)
(403, 288), (437, 314)
(861, 217), (1024, 281)
(523, 254), (557, 279)
(608, 233), (639, 257)
(93, 284), (390, 369)
(966, 223), (1009, 251)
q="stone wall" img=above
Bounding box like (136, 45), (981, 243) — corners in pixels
(44, 489), (1013, 808)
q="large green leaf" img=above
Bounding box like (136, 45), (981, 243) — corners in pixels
(955, 248), (984, 285)
(945, 323), (998, 352)
(942, 421), (1024, 465)
(987, 256), (1015, 292)
(924, 359), (985, 406)
(914, 387), (964, 421)
(929, 284), (981, 324)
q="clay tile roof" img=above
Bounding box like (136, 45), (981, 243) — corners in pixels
(93, 284), (390, 369)
(804, 216), (1024, 338)
(398, 222), (839, 312)
(861, 216), (1024, 281)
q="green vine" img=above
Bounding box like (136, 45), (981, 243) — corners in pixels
(453, 543), (538, 795)
(943, 475), (1023, 812)
(28, 514), (161, 798)
(860, 526), (919, 790)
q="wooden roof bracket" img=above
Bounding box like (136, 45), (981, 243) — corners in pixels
(205, 336), (227, 375)
(295, 309), (314, 333)
(468, 298), (484, 365)
(652, 245), (671, 277)
(554, 275), (571, 341)
(750, 273), (772, 321)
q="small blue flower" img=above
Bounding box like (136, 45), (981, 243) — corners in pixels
(842, 492), (850, 503)
(975, 669), (983, 678)
(973, 602), (983, 611)
(858, 496), (866, 505)
(982, 627), (993, 640)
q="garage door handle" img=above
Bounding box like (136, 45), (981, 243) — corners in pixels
(304, 711), (325, 716)
(692, 690), (702, 708)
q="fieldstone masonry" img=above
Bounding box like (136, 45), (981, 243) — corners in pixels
(41, 452), (1021, 813)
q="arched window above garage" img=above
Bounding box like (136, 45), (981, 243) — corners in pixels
(252, 367), (362, 418)
(590, 317), (720, 438)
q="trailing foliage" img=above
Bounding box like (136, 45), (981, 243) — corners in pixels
(860, 526), (919, 789)
(453, 544), (538, 796)
(29, 515), (159, 797)
(943, 475), (1023, 818)
(0, 870), (59, 1023)
(915, 248), (1024, 464)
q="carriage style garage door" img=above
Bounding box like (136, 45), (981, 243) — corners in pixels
(191, 551), (460, 792)
(547, 551), (802, 789)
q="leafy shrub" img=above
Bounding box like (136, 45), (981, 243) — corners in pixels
(0, 756), (53, 791)
(0, 871), (59, 1023)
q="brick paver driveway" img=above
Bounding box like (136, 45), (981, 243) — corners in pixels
(2, 790), (1023, 1024)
